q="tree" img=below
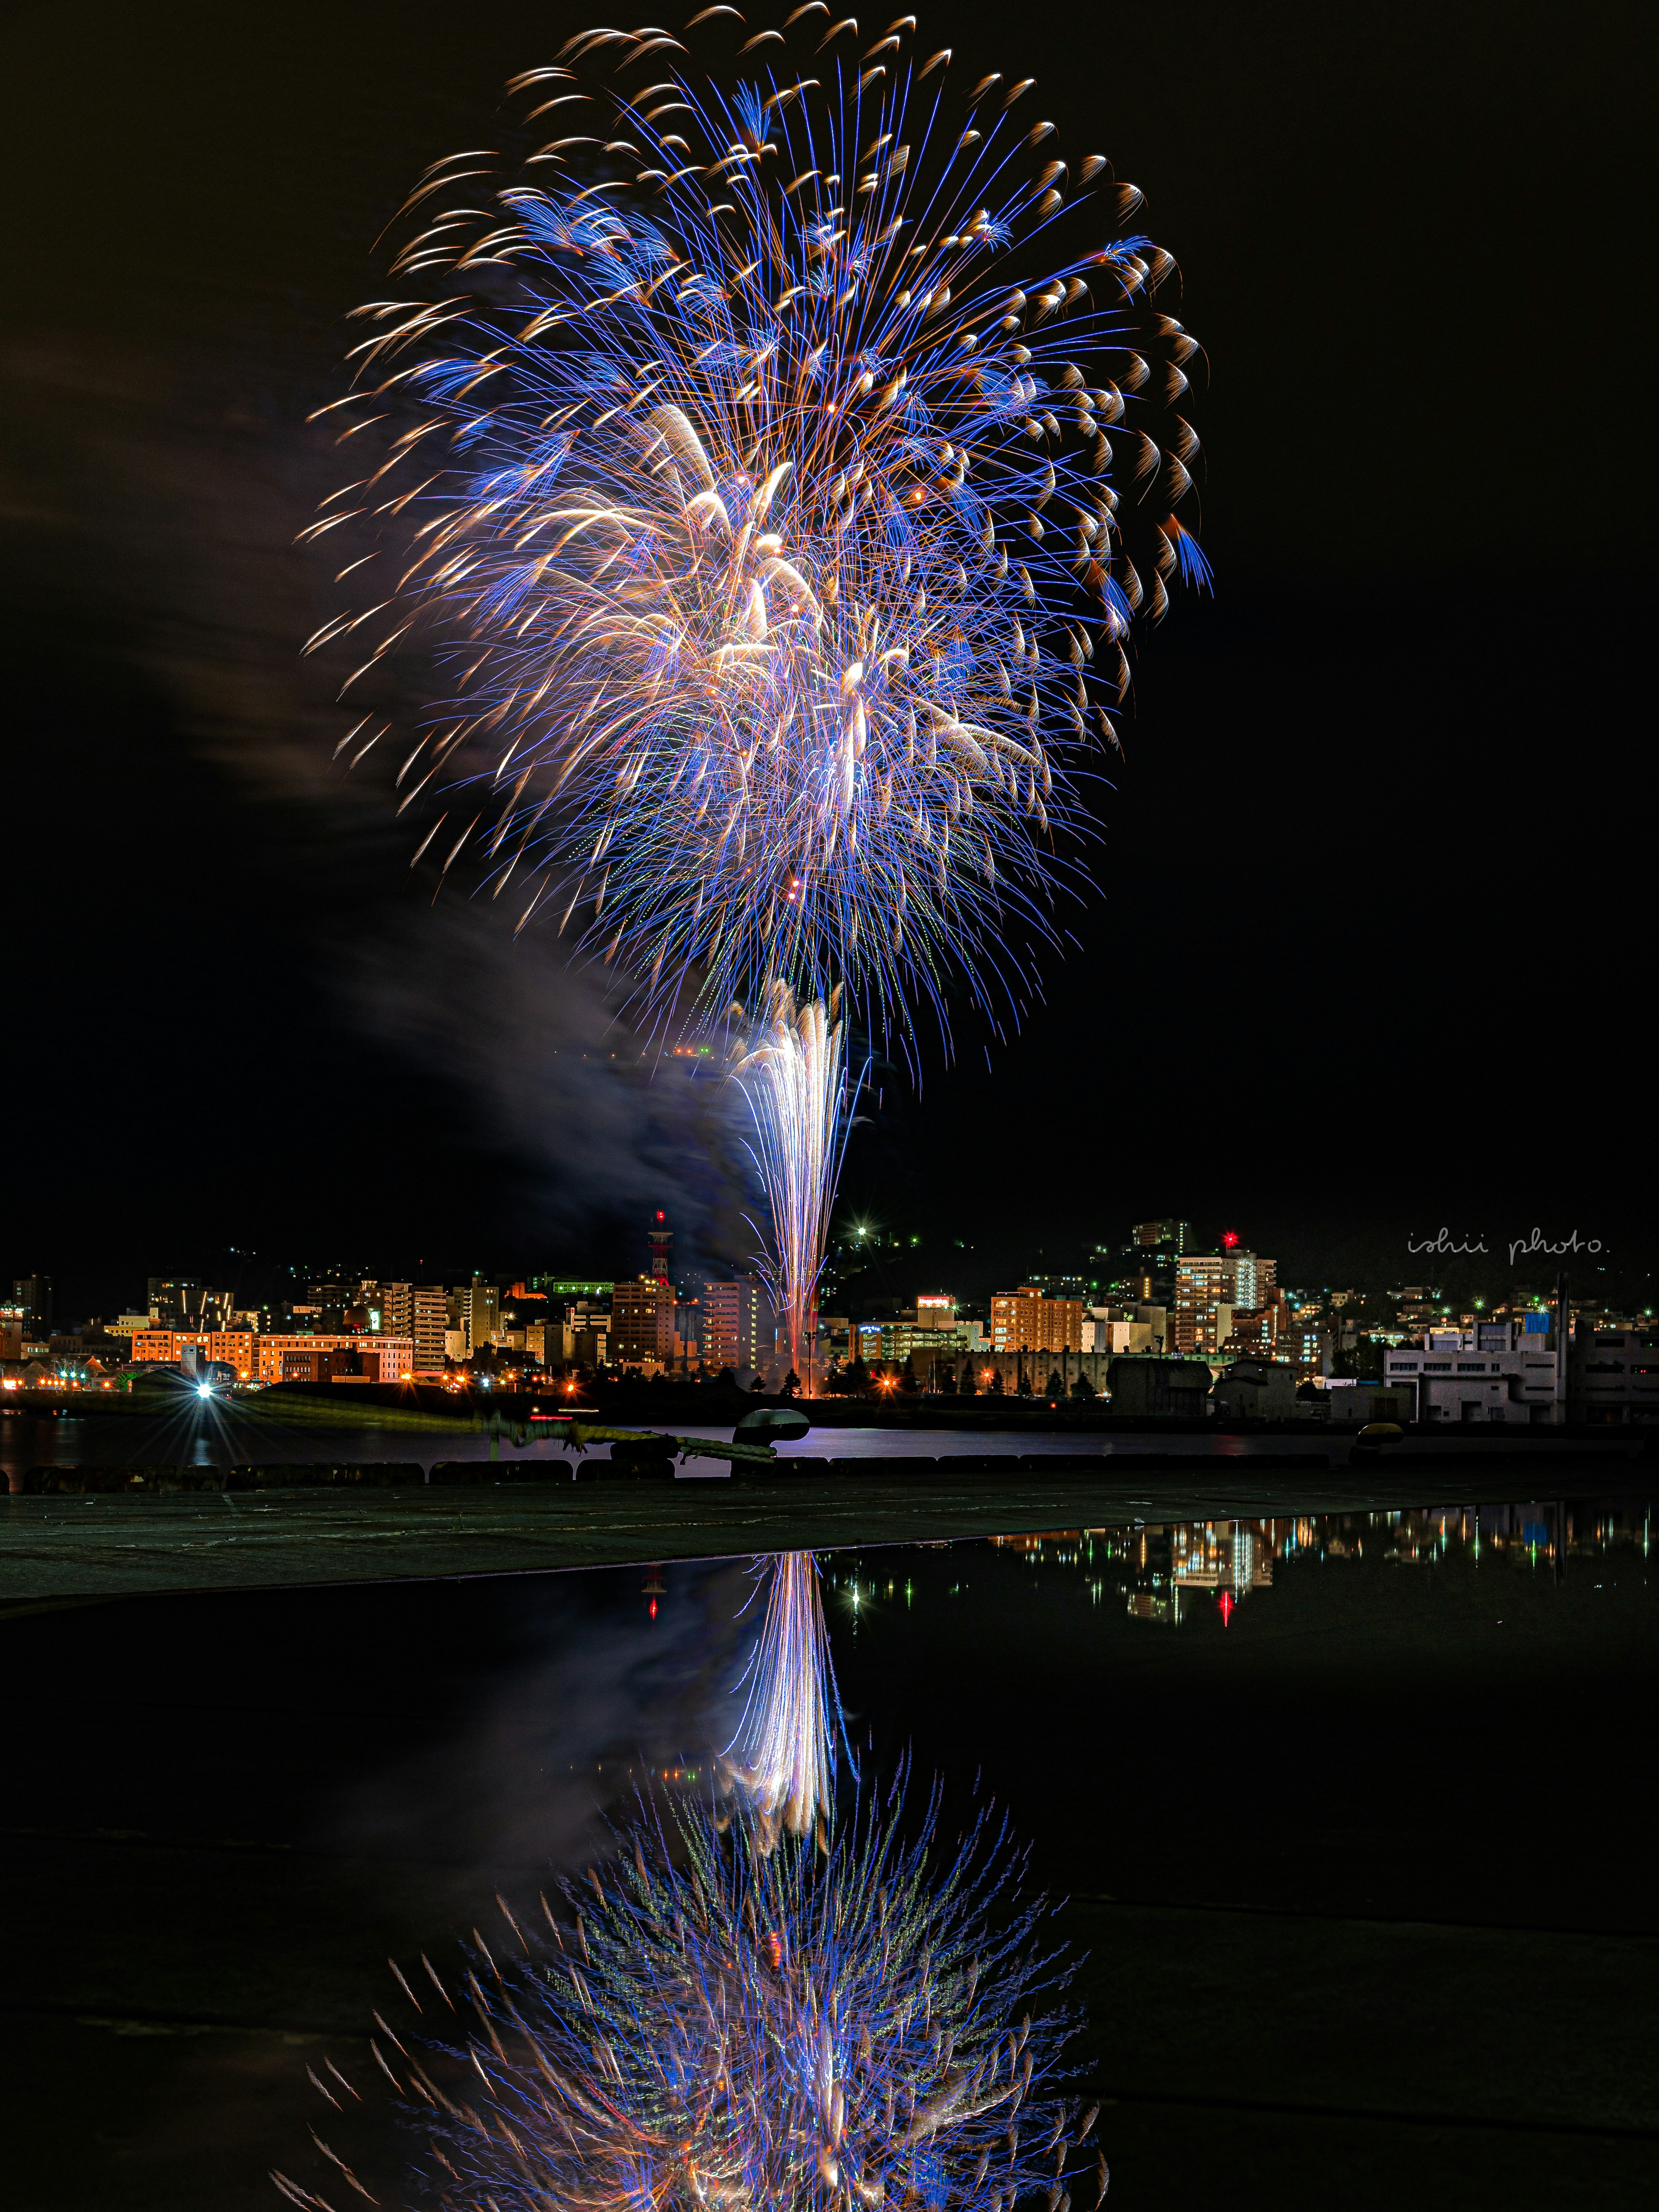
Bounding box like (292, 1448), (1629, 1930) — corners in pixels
(957, 1361), (977, 1396)
(781, 1369), (801, 1398)
(901, 1355), (920, 1394)
(988, 1366), (1004, 1394)
(1017, 1368), (1033, 1396)
(1070, 1370), (1096, 1399)
(1045, 1369), (1065, 1398)
(827, 1355), (872, 1397)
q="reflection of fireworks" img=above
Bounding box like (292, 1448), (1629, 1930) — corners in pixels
(723, 1551), (844, 1850)
(334, 1786), (1100, 2212)
(733, 988), (854, 1387)
(311, 14), (1206, 1037)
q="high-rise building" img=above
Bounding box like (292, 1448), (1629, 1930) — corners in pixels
(1132, 1220), (1189, 1253)
(702, 1278), (769, 1374)
(612, 1275), (674, 1365)
(450, 1278), (501, 1352)
(146, 1277), (204, 1326)
(1174, 1249), (1278, 1356)
(989, 1288), (1084, 1353)
(382, 1283), (449, 1372)
(13, 1275), (52, 1329)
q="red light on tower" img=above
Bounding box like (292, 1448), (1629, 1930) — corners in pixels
(1222, 1230), (1239, 1250)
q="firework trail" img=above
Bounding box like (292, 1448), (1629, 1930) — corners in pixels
(280, 1780), (1103, 2212)
(307, 10), (1207, 1041)
(722, 1549), (845, 1850)
(732, 984), (855, 1384)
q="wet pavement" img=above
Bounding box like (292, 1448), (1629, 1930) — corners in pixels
(3, 1495), (1655, 2208)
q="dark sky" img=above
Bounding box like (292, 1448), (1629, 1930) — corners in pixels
(1, 0), (1650, 1317)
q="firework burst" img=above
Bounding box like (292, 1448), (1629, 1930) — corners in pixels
(732, 985), (855, 1384)
(307, 10), (1207, 1039)
(292, 1780), (1102, 2212)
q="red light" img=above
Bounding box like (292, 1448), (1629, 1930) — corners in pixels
(1222, 1230), (1239, 1249)
(1218, 1590), (1235, 1626)
(648, 1597), (658, 1620)
(656, 1211), (665, 1221)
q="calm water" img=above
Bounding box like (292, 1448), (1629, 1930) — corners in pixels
(3, 1493), (1655, 2210)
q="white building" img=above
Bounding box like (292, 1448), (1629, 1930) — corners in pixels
(1384, 1323), (1560, 1423)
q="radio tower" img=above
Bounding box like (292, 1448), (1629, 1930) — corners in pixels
(648, 1210), (673, 1287)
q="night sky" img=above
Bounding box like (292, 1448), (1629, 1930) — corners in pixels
(2, 0), (1650, 1318)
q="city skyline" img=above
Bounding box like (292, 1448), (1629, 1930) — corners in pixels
(3, 0), (1649, 1320)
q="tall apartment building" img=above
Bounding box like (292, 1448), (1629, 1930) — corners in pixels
(448, 1278), (501, 1354)
(382, 1284), (448, 1372)
(1173, 1249), (1279, 1357)
(702, 1278), (769, 1374)
(990, 1288), (1084, 1353)
(1119, 1222), (1189, 1308)
(612, 1276), (674, 1365)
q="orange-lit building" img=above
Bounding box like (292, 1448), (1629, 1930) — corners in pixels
(130, 1330), (260, 1378)
(254, 1334), (359, 1382)
(989, 1289), (1084, 1353)
(611, 1276), (674, 1366)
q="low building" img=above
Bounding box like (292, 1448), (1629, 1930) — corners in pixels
(1304, 1378), (1417, 1424)
(1212, 1359), (1299, 1421)
(132, 1329), (263, 1380)
(1084, 1306), (1165, 1355)
(1385, 1327), (1560, 1424)
(255, 1334), (361, 1383)
(1570, 1324), (1659, 1424)
(358, 1335), (414, 1383)
(280, 1347), (363, 1384)
(1105, 1356), (1213, 1419)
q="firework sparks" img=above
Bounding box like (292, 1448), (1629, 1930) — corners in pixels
(298, 1781), (1102, 2212)
(733, 985), (854, 1387)
(723, 1550), (844, 1850)
(308, 11), (1208, 1039)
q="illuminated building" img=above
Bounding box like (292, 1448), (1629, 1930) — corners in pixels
(358, 1335), (414, 1382)
(254, 1333), (359, 1382)
(612, 1275), (675, 1366)
(451, 1277), (501, 1352)
(1132, 1219), (1189, 1251)
(990, 1287), (1084, 1353)
(382, 1283), (448, 1373)
(702, 1278), (769, 1375)
(131, 1329), (261, 1379)
(1173, 1248), (1278, 1355)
